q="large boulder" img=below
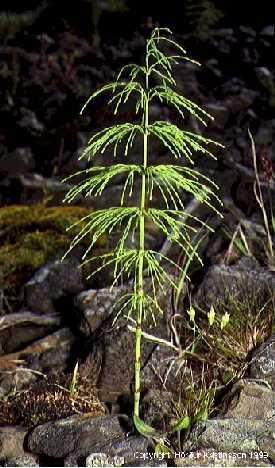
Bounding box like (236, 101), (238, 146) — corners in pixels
(194, 257), (275, 309)
(26, 414), (125, 459)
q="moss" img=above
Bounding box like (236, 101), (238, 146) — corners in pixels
(0, 11), (35, 43)
(0, 204), (107, 300)
(0, 5), (47, 44)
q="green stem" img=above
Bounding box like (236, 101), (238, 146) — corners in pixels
(134, 60), (149, 418)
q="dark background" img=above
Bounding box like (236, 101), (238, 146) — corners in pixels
(0, 1), (274, 206)
(0, 0), (272, 30)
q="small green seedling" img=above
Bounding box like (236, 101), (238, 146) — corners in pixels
(69, 361), (79, 399)
(63, 28), (223, 429)
(172, 413), (191, 449)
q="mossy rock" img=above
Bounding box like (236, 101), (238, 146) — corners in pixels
(0, 204), (106, 300)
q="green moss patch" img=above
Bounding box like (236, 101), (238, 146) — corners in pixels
(0, 204), (106, 301)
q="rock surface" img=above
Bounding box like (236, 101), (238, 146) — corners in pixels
(0, 328), (74, 396)
(175, 450), (273, 466)
(180, 379), (275, 466)
(221, 379), (275, 420)
(25, 258), (85, 314)
(75, 285), (129, 335)
(26, 414), (125, 459)
(194, 257), (275, 309)
(0, 311), (60, 354)
(85, 436), (148, 467)
(0, 455), (39, 467)
(0, 147), (35, 175)
(250, 336), (275, 390)
(0, 427), (28, 461)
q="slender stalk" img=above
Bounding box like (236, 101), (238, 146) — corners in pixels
(134, 56), (149, 417)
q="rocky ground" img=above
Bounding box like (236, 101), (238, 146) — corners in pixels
(0, 13), (275, 468)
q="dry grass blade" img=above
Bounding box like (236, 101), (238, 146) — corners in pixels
(248, 129), (274, 262)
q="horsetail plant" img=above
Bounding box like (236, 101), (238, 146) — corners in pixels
(63, 28), (223, 431)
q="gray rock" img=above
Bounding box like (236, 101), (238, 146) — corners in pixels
(193, 418), (275, 456)
(214, 28), (234, 37)
(1, 455), (39, 467)
(205, 59), (223, 79)
(86, 452), (124, 467)
(256, 124), (274, 147)
(175, 448), (272, 466)
(236, 136), (248, 150)
(205, 102), (229, 128)
(0, 427), (27, 461)
(18, 173), (74, 205)
(86, 436), (148, 467)
(173, 62), (200, 98)
(38, 341), (73, 370)
(177, 378), (275, 465)
(221, 78), (245, 96)
(141, 341), (183, 395)
(0, 310), (60, 354)
(260, 26), (274, 37)
(194, 257), (275, 310)
(0, 328), (74, 396)
(106, 436), (148, 461)
(80, 269), (207, 404)
(0, 148), (34, 174)
(62, 132), (90, 174)
(239, 26), (257, 38)
(75, 286), (128, 335)
(25, 258), (84, 314)
(255, 68), (274, 96)
(226, 88), (258, 114)
(18, 108), (44, 134)
(255, 67), (273, 83)
(0, 367), (37, 398)
(126, 458), (168, 467)
(38, 327), (75, 370)
(241, 46), (259, 65)
(250, 336), (275, 390)
(212, 37), (231, 55)
(220, 380), (275, 421)
(97, 321), (141, 402)
(18, 173), (72, 193)
(86, 452), (168, 468)
(26, 414), (125, 459)
(257, 432), (275, 464)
